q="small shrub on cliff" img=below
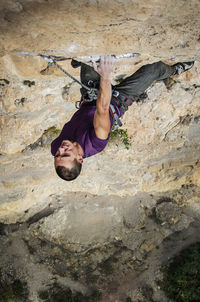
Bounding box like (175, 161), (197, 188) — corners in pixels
(109, 127), (131, 149)
(0, 277), (29, 302)
(160, 242), (200, 302)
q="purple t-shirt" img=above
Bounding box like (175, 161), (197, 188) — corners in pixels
(51, 100), (123, 158)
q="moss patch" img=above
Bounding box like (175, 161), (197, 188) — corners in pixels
(160, 242), (200, 302)
(23, 126), (60, 151)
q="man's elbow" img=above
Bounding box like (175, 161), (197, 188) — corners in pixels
(97, 100), (110, 114)
(97, 106), (109, 115)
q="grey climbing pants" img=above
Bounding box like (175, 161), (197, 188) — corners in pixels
(80, 60), (175, 103)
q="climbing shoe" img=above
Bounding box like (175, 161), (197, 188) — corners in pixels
(173, 61), (194, 75)
(71, 59), (81, 68)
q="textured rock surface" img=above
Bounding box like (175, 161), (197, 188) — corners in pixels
(0, 0), (200, 301)
(0, 0), (200, 59)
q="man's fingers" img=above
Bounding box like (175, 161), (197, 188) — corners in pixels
(92, 54), (115, 77)
(92, 60), (98, 72)
(101, 55), (112, 64)
(103, 55), (115, 68)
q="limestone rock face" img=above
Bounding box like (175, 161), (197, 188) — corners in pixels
(0, 0), (200, 301)
(0, 0), (200, 59)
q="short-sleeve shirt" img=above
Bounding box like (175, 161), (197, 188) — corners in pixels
(51, 100), (123, 158)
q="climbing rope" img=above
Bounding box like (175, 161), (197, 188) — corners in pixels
(13, 52), (98, 102)
(39, 54), (98, 101)
(39, 54), (88, 90)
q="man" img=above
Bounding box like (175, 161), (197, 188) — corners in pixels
(51, 56), (194, 181)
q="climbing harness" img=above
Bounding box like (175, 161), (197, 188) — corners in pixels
(112, 90), (134, 106)
(77, 88), (135, 127)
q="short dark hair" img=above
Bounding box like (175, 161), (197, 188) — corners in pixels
(55, 159), (82, 181)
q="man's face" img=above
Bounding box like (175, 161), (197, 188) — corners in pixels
(54, 140), (83, 169)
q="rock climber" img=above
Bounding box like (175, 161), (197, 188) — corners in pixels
(51, 55), (194, 181)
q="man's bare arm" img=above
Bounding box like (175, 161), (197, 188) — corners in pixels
(93, 55), (114, 140)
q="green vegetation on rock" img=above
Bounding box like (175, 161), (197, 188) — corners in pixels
(0, 278), (29, 302)
(160, 242), (200, 302)
(24, 126), (61, 151)
(109, 127), (131, 149)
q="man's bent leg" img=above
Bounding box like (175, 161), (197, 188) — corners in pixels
(114, 61), (175, 100)
(80, 63), (100, 84)
(73, 61), (100, 98)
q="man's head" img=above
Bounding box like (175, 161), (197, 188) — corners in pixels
(54, 140), (83, 181)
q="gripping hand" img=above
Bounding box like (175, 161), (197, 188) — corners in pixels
(92, 55), (115, 80)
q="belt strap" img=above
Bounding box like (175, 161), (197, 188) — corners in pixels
(109, 104), (122, 127)
(118, 94), (134, 106)
(113, 90), (134, 106)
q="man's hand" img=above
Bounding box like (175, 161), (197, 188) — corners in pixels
(93, 55), (115, 140)
(93, 55), (115, 80)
